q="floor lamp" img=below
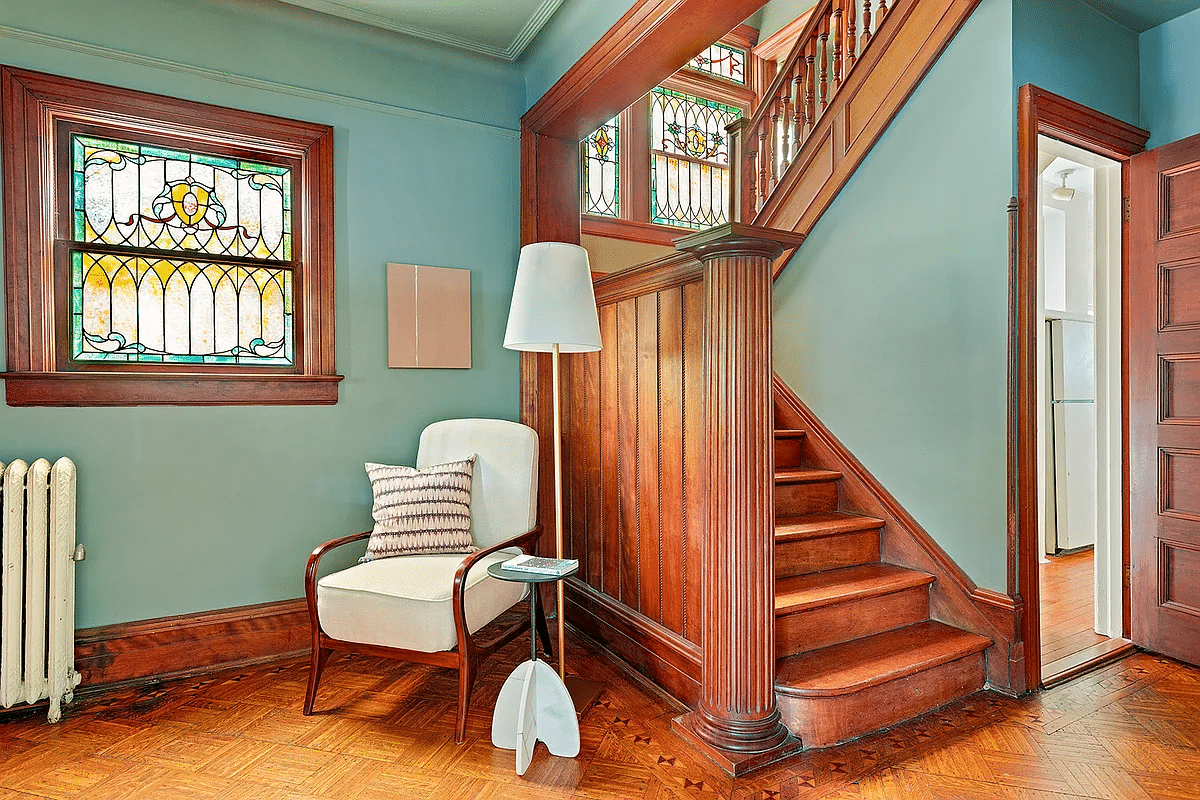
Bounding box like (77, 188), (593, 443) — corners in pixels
(503, 241), (603, 709)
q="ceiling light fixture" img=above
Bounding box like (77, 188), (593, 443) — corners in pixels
(1051, 169), (1076, 202)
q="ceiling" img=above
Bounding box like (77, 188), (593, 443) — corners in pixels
(1078, 0), (1200, 32)
(273, 0), (566, 60)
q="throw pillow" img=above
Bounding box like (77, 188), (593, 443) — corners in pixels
(361, 456), (476, 561)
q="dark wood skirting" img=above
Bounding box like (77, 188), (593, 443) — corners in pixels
(74, 598), (309, 689)
(772, 375), (1025, 694)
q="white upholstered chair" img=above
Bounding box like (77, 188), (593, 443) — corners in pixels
(303, 418), (548, 742)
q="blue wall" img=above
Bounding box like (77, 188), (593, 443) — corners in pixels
(0, 0), (525, 627)
(774, 0), (1013, 591)
(1013, 0), (1140, 130)
(1140, 6), (1200, 149)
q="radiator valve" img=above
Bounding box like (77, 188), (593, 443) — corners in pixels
(71, 544), (86, 562)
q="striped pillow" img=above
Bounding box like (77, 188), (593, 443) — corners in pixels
(361, 456), (476, 561)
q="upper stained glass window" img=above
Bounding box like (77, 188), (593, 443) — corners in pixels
(582, 116), (619, 217)
(650, 87), (742, 230)
(688, 43), (746, 84)
(73, 135), (291, 261)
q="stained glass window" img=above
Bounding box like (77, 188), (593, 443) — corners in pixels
(582, 116), (619, 217)
(71, 252), (292, 365)
(68, 134), (295, 367)
(73, 135), (291, 261)
(650, 88), (742, 229)
(688, 43), (746, 84)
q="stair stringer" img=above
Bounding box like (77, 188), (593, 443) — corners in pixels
(752, 0), (983, 255)
(773, 374), (1025, 695)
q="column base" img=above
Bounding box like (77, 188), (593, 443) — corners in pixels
(672, 711), (804, 776)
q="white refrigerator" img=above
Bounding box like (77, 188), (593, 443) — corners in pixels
(1048, 318), (1097, 552)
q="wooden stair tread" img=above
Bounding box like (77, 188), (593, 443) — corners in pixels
(775, 467), (842, 484)
(776, 512), (885, 541)
(775, 621), (992, 697)
(775, 429), (807, 439)
(775, 563), (933, 613)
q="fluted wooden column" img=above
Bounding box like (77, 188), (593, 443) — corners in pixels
(672, 222), (806, 774)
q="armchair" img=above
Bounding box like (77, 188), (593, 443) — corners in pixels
(303, 418), (549, 743)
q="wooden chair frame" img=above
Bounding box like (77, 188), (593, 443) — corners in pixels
(303, 524), (549, 743)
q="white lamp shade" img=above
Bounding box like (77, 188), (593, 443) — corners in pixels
(503, 242), (602, 353)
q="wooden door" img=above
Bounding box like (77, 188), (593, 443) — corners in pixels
(1130, 133), (1200, 666)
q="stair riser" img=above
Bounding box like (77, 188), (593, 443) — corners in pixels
(775, 480), (838, 516)
(775, 586), (930, 659)
(776, 652), (986, 748)
(775, 530), (881, 578)
(775, 437), (805, 468)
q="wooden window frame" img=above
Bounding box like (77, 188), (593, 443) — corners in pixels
(1, 66), (341, 406)
(581, 26), (759, 246)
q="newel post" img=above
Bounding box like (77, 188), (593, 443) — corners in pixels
(672, 222), (807, 774)
(726, 118), (754, 223)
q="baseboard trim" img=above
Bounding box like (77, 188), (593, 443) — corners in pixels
(75, 598), (309, 689)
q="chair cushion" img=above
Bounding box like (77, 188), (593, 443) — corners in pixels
(317, 550), (527, 653)
(361, 457), (476, 560)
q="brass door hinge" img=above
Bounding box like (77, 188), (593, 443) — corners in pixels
(1124, 197), (1131, 222)
(1124, 564), (1132, 589)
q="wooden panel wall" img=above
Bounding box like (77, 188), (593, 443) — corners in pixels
(560, 256), (706, 701)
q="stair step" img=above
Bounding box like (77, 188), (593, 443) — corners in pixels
(775, 513), (883, 578)
(774, 429), (807, 469)
(775, 512), (885, 543)
(775, 429), (807, 439)
(775, 468), (841, 485)
(775, 563), (933, 615)
(775, 564), (934, 657)
(775, 621), (991, 748)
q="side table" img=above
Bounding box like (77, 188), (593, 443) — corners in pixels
(487, 561), (581, 775)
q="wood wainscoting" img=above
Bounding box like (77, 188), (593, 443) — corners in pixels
(74, 598), (309, 690)
(558, 251), (706, 704)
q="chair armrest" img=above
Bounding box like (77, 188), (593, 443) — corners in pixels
(451, 525), (544, 649)
(305, 530), (372, 621)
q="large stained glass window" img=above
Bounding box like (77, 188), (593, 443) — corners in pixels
(581, 116), (619, 217)
(72, 253), (292, 365)
(69, 134), (294, 367)
(650, 88), (742, 229)
(688, 43), (746, 84)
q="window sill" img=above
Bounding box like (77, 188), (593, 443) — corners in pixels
(1, 372), (344, 407)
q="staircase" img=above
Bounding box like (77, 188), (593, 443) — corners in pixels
(771, 416), (991, 748)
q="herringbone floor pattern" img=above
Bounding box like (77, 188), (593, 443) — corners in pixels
(2, 635), (1198, 798)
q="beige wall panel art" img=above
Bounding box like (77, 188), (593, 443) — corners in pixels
(387, 263), (472, 369)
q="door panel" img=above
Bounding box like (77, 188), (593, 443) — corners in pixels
(1130, 134), (1200, 666)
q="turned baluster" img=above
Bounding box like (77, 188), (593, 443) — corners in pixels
(768, 96), (781, 190)
(878, 0), (888, 18)
(757, 120), (770, 207)
(804, 35), (817, 133)
(846, 0), (858, 71)
(818, 13), (830, 115)
(832, 0), (844, 92)
(792, 62), (806, 153)
(747, 151), (759, 213)
(862, 0), (873, 49)
(779, 82), (792, 170)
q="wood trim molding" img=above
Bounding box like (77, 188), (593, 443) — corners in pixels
(592, 251), (703, 303)
(753, 9), (816, 63)
(75, 598), (309, 689)
(582, 215), (687, 248)
(772, 374), (1025, 694)
(1015, 84), (1148, 692)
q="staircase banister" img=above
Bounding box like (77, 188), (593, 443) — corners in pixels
(744, 0), (834, 136)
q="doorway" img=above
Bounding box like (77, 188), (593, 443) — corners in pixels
(1035, 138), (1131, 683)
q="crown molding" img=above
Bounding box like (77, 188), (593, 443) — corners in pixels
(277, 0), (565, 61)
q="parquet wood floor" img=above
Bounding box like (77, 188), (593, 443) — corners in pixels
(3, 632), (1199, 798)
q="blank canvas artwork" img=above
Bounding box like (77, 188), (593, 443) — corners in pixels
(387, 263), (472, 369)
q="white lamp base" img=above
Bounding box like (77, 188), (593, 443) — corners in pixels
(492, 658), (580, 774)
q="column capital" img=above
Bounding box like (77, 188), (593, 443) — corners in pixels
(673, 223), (806, 262)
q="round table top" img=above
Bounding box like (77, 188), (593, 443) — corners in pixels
(487, 559), (578, 584)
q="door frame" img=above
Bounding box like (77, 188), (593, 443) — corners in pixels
(1015, 85), (1149, 691)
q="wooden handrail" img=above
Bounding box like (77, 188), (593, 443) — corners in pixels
(734, 0), (894, 219)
